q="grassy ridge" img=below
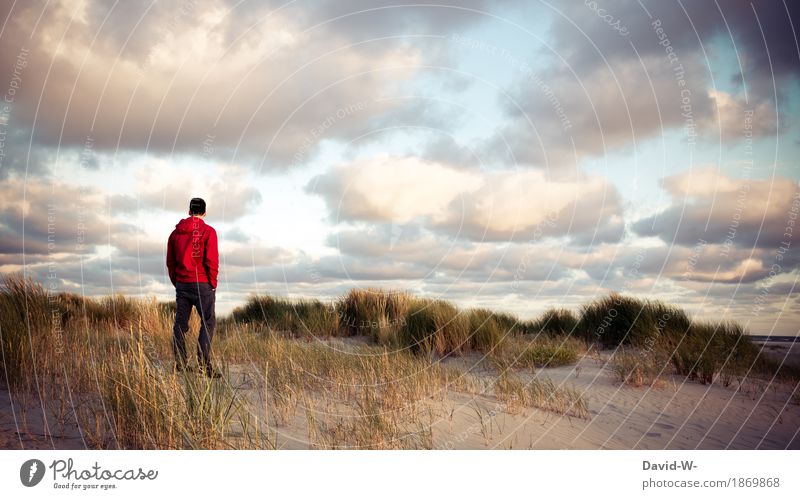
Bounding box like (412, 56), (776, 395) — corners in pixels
(228, 287), (796, 385)
(574, 293), (796, 386)
(229, 294), (339, 338)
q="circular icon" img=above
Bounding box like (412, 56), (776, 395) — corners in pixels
(20, 459), (45, 487)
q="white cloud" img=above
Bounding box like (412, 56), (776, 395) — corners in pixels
(311, 155), (482, 223)
(310, 155), (624, 242)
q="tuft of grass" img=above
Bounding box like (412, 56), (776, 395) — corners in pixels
(334, 288), (413, 344)
(609, 348), (670, 387)
(0, 274), (52, 389)
(100, 340), (242, 449)
(493, 371), (588, 418)
(517, 336), (582, 368)
(305, 389), (436, 450)
(467, 308), (514, 351)
(402, 299), (470, 356)
(576, 293), (655, 348)
(663, 321), (757, 385)
(99, 294), (141, 329)
(489, 336), (583, 370)
(576, 294), (693, 349)
(229, 295), (339, 338)
(528, 308), (579, 336)
(486, 310), (524, 336)
(644, 300), (692, 341)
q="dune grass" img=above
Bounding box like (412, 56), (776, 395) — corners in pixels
(514, 336), (583, 368)
(572, 292), (779, 385)
(4, 275), (797, 448)
(608, 348), (671, 388)
(659, 321), (760, 385)
(0, 274), (51, 390)
(334, 287), (414, 345)
(493, 371), (588, 419)
(228, 295), (339, 338)
(527, 307), (579, 336)
(575, 293), (694, 348)
(488, 335), (585, 370)
(100, 340), (243, 449)
(1, 276), (552, 448)
(403, 299), (472, 356)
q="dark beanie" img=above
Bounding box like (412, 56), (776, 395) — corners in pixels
(189, 197), (206, 215)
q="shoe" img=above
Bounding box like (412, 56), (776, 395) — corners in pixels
(203, 366), (222, 379)
(173, 362), (189, 373)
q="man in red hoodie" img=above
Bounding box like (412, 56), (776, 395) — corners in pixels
(167, 198), (220, 378)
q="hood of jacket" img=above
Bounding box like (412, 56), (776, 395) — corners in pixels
(174, 216), (207, 235)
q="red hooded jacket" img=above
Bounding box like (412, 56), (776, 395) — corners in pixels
(167, 216), (219, 289)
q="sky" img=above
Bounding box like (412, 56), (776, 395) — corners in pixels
(0, 0), (798, 334)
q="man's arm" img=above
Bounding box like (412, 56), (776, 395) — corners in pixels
(166, 231), (177, 287)
(204, 228), (219, 289)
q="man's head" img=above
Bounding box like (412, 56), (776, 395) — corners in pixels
(189, 198), (206, 217)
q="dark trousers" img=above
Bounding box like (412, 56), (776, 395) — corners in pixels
(173, 282), (216, 369)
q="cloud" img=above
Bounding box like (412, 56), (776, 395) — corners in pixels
(632, 243), (774, 284)
(0, 177), (131, 256)
(222, 245), (295, 268)
(483, 0), (796, 165)
(709, 90), (777, 142)
(309, 154), (625, 243)
(304, 228), (577, 295)
(0, 0), (514, 169)
(547, 0), (800, 102)
(308, 154), (483, 224)
(0, 126), (54, 179)
(133, 161), (262, 220)
(486, 54), (711, 165)
(0, 1), (408, 165)
(328, 224), (569, 282)
(633, 167), (800, 251)
(295, 0), (516, 39)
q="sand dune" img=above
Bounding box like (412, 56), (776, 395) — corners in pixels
(3, 342), (798, 450)
(226, 345), (799, 450)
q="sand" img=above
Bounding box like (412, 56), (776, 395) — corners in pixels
(2, 347), (798, 449)
(0, 385), (86, 449)
(238, 351), (799, 450)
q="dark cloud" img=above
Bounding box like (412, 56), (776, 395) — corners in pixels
(0, 0), (515, 169)
(328, 224), (571, 283)
(485, 56), (714, 165)
(223, 226), (252, 243)
(633, 168), (800, 252)
(297, 0), (515, 39)
(636, 244), (772, 284)
(0, 177), (135, 256)
(484, 0), (796, 165)
(0, 126), (53, 179)
(548, 0), (799, 102)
